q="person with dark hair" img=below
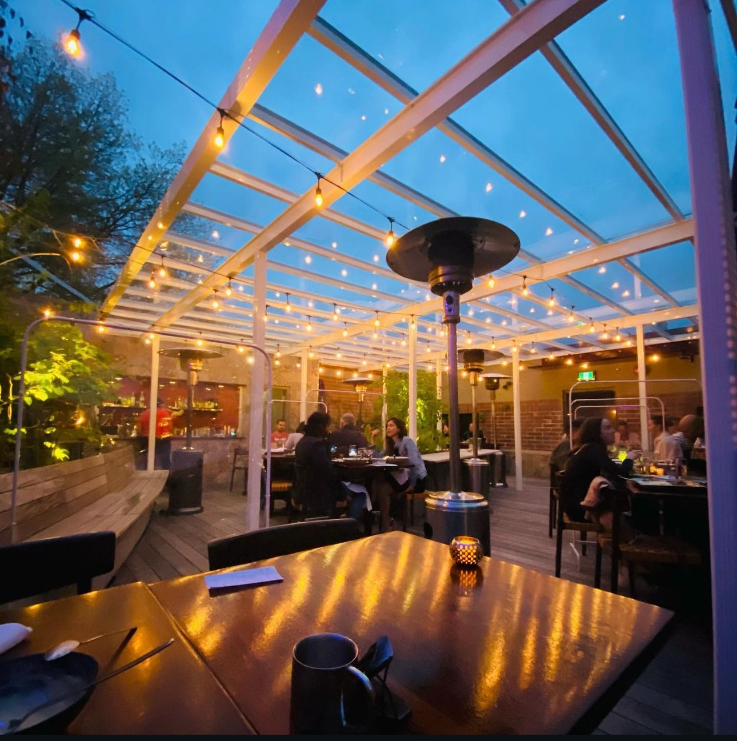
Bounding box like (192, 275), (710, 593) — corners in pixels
(614, 419), (641, 450)
(561, 417), (640, 524)
(270, 418), (289, 448)
(648, 414), (682, 460)
(370, 417), (428, 531)
(294, 412), (363, 518)
(549, 418), (584, 472)
(284, 421), (306, 451)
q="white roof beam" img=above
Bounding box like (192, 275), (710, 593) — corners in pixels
(101, 0), (327, 315)
(151, 0), (607, 330)
(498, 0), (684, 221)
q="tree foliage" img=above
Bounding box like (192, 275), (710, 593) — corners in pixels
(0, 29), (188, 300)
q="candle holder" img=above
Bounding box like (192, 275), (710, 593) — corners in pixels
(449, 535), (484, 567)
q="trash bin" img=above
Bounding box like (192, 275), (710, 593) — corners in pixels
(424, 491), (490, 555)
(166, 449), (204, 515)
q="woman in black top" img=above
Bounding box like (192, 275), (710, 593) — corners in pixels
(561, 417), (640, 522)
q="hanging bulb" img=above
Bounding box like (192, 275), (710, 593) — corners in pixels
(276, 345), (281, 359)
(212, 291), (219, 309)
(374, 312), (380, 328)
(521, 276), (529, 297)
(362, 356), (367, 366)
(401, 336), (407, 347)
(214, 110), (225, 148)
(626, 338), (633, 347)
(158, 258), (167, 278)
(332, 304), (338, 322)
(548, 288), (555, 307)
(237, 345), (245, 353)
(426, 343), (431, 353)
(488, 276), (495, 288)
(225, 280), (233, 297)
(588, 319), (595, 333)
(410, 315), (416, 329)
(385, 217), (395, 247)
(308, 347), (314, 359)
(306, 317), (312, 332)
(314, 175), (324, 208)
(567, 306), (575, 323)
(614, 329), (622, 342)
(491, 338), (496, 350)
(284, 293), (291, 312)
(148, 271), (156, 290)
(336, 351), (342, 359)
(342, 324), (348, 338)
(372, 330), (378, 340)
(64, 28), (81, 56)
(197, 336), (204, 347)
(600, 325), (609, 340)
(566, 357), (573, 366)
(548, 352), (555, 360)
(512, 343), (518, 353)
(466, 333), (472, 346)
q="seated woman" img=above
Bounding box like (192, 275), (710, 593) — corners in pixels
(561, 417), (640, 529)
(294, 412), (363, 519)
(284, 421), (306, 451)
(370, 417), (428, 531)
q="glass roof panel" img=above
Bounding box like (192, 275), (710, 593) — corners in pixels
(633, 242), (697, 299)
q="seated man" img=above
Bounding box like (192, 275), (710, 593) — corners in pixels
(327, 412), (369, 456)
(463, 421), (487, 448)
(614, 420), (641, 450)
(270, 419), (289, 448)
(549, 418), (583, 473)
(648, 414), (683, 461)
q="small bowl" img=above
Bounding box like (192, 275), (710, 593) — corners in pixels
(449, 535), (484, 567)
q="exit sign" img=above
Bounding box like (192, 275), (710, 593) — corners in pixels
(578, 371), (596, 381)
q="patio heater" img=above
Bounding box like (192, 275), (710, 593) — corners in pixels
(387, 217), (519, 553)
(159, 346), (223, 514)
(342, 375), (373, 427)
(459, 348), (503, 501)
(480, 372), (510, 450)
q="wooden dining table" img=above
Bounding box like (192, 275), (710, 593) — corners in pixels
(1, 533), (675, 735)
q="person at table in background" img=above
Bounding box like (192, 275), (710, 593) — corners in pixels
(370, 417), (428, 532)
(294, 412), (364, 519)
(673, 414), (701, 459)
(463, 421), (487, 448)
(138, 397), (174, 469)
(284, 421), (305, 451)
(327, 412), (369, 456)
(549, 418), (583, 473)
(648, 414), (683, 461)
(561, 417), (640, 526)
(270, 419), (289, 448)
(614, 420), (641, 450)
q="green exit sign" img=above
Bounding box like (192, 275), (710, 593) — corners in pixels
(578, 371), (596, 381)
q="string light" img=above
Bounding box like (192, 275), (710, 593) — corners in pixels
(491, 338), (496, 350)
(158, 258), (167, 278)
(625, 338), (633, 347)
(275, 345), (281, 359)
(63, 7), (91, 57)
(308, 347), (314, 359)
(342, 323), (348, 338)
(225, 280), (233, 297)
(488, 276), (495, 288)
(196, 335), (204, 347)
(214, 109), (225, 148)
(614, 329), (622, 342)
(425, 343), (431, 353)
(336, 351), (342, 359)
(548, 352), (555, 360)
(600, 324), (609, 340)
(548, 288), (555, 307)
(70, 250), (82, 263)
(410, 315), (416, 329)
(512, 343), (518, 353)
(521, 276), (529, 297)
(284, 293), (292, 312)
(567, 306), (575, 323)
(362, 356), (367, 366)
(314, 175), (324, 208)
(588, 319), (595, 333)
(401, 336), (407, 347)
(466, 332), (472, 346)
(306, 316), (313, 332)
(72, 237), (83, 249)
(263, 305), (269, 323)
(374, 311), (380, 328)
(566, 358), (573, 366)
(332, 304), (338, 322)
(148, 271), (156, 289)
(43, 308), (52, 319)
(372, 330), (379, 340)
(237, 345), (245, 353)
(385, 217), (395, 247)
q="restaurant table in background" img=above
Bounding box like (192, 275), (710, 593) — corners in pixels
(422, 448), (506, 489)
(150, 532), (674, 735)
(0, 583), (253, 734)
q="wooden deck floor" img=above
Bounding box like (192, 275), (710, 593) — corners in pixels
(113, 477), (714, 735)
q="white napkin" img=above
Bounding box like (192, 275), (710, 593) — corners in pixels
(0, 623), (32, 655)
(205, 566), (283, 591)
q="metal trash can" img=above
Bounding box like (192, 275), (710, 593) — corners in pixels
(166, 449), (204, 515)
(424, 491), (490, 555)
(462, 458), (491, 503)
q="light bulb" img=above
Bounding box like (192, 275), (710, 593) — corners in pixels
(342, 325), (348, 338)
(285, 294), (291, 312)
(491, 340), (496, 350)
(315, 184), (323, 208)
(276, 347), (281, 358)
(488, 277), (495, 288)
(385, 227), (395, 247)
(71, 251), (81, 263)
(372, 331), (378, 340)
(64, 28), (81, 56)
(97, 324), (105, 333)
(148, 273), (156, 289)
(225, 281), (232, 297)
(548, 293), (555, 307)
(566, 358), (573, 366)
(626, 339), (633, 347)
(567, 311), (575, 323)
(214, 125), (225, 148)
(212, 298), (219, 309)
(73, 237), (83, 249)
(512, 344), (518, 353)
(308, 348), (314, 359)
(158, 265), (167, 278)
(521, 277), (529, 297)
(307, 318), (312, 332)
(43, 308), (52, 318)
(237, 346), (245, 353)
(615, 332), (622, 342)
(197, 338), (204, 347)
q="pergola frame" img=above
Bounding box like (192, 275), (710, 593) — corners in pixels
(98, 0), (737, 730)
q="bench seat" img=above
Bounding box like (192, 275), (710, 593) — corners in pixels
(0, 446), (169, 588)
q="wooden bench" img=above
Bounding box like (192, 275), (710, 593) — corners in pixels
(0, 445), (168, 588)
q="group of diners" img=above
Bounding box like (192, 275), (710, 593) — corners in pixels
(551, 411), (706, 538)
(284, 411), (427, 531)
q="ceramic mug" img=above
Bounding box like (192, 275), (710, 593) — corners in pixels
(290, 633), (374, 734)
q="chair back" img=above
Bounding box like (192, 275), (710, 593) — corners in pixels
(207, 519), (362, 570)
(0, 531), (116, 605)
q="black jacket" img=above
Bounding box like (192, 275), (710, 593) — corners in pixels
(327, 425), (369, 456)
(294, 434), (341, 515)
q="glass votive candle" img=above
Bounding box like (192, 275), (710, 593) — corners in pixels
(449, 535), (484, 567)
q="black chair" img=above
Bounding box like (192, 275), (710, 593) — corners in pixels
(0, 531), (116, 605)
(207, 519), (363, 570)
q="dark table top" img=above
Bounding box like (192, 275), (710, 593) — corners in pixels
(150, 532), (674, 735)
(0, 582), (254, 735)
(629, 475), (708, 498)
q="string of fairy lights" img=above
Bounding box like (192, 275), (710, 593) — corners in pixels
(30, 2), (666, 371)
